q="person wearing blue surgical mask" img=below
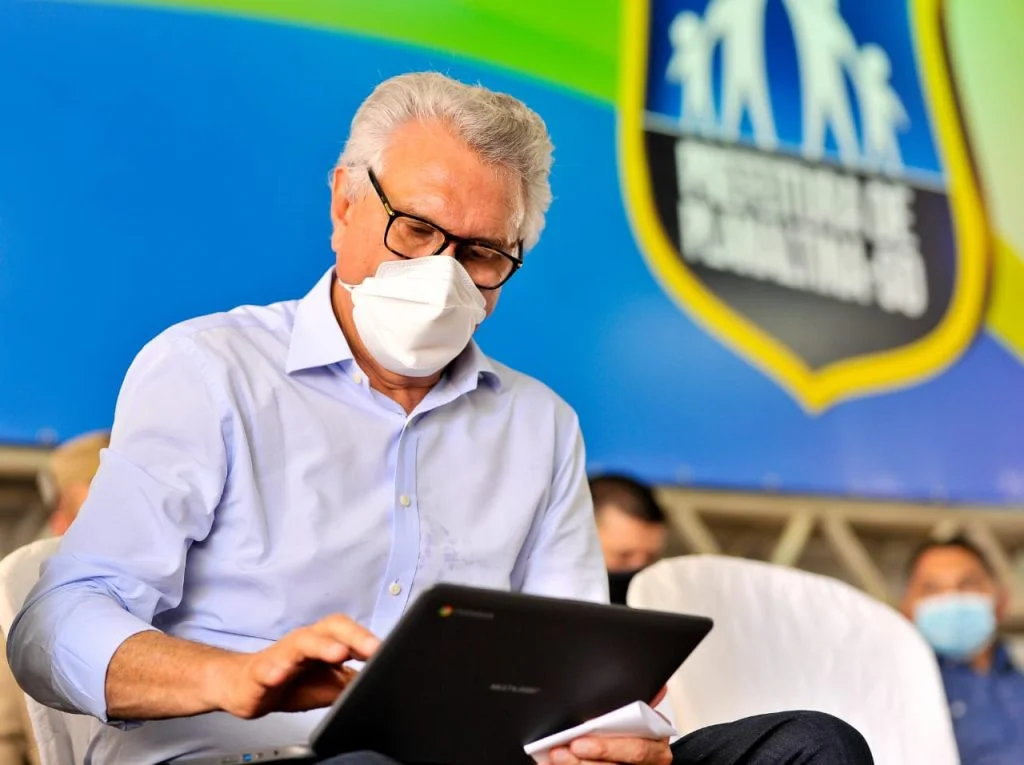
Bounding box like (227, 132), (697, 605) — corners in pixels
(901, 536), (1024, 765)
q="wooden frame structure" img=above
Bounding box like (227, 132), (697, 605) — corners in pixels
(0, 445), (51, 556)
(656, 486), (1024, 631)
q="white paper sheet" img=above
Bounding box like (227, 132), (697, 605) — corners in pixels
(523, 701), (679, 764)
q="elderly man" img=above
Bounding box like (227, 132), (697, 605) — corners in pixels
(8, 73), (870, 764)
(902, 536), (1024, 764)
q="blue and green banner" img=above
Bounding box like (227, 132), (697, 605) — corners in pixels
(1, 0), (1022, 503)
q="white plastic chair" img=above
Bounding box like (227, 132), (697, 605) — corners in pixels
(0, 538), (99, 765)
(628, 555), (959, 765)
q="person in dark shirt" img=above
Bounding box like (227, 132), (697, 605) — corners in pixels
(589, 475), (668, 604)
(901, 536), (1024, 765)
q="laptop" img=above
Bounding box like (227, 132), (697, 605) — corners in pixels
(174, 584), (712, 765)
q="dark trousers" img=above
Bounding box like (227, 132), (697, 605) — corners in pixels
(314, 710), (873, 764)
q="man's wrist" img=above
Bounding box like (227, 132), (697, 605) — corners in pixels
(198, 647), (242, 714)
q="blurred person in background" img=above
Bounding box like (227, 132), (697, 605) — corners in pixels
(590, 474), (669, 605)
(902, 535), (1024, 765)
(35, 431), (111, 536)
(0, 431), (109, 765)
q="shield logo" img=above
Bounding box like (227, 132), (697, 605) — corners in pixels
(619, 0), (990, 412)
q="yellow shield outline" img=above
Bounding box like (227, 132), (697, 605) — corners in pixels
(618, 0), (991, 413)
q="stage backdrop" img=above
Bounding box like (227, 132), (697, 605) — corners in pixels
(1, 0), (1022, 504)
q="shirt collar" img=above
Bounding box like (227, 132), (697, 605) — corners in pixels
(446, 339), (502, 394)
(286, 268), (355, 374)
(992, 642), (1017, 673)
(286, 267), (503, 393)
(937, 640), (1017, 674)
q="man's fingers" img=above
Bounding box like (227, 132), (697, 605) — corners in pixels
(253, 654), (300, 688)
(314, 615), (381, 659)
(567, 736), (670, 765)
(277, 663), (356, 711)
(250, 616), (376, 695)
(650, 685), (668, 708)
(255, 631), (348, 687)
(302, 629), (354, 663)
(253, 643), (306, 687)
(547, 746), (581, 765)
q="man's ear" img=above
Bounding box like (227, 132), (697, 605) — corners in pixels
(898, 592), (915, 621)
(48, 511), (72, 537)
(330, 167), (354, 228)
(330, 168), (356, 253)
(995, 585), (1011, 623)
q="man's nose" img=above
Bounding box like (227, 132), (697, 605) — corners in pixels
(436, 241), (459, 258)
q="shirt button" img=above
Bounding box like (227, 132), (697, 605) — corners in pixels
(352, 371), (363, 384)
(389, 581), (402, 596)
(399, 494), (412, 507)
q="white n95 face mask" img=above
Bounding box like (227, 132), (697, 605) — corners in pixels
(338, 256), (487, 377)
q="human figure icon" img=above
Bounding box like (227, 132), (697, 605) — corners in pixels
(856, 43), (910, 172)
(782, 0), (860, 163)
(703, 0), (778, 149)
(666, 11), (718, 134)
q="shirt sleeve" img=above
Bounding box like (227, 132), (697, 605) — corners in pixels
(6, 333), (228, 723)
(512, 410), (609, 604)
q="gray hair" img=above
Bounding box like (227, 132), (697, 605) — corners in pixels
(335, 72), (554, 251)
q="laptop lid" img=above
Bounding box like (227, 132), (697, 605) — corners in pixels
(310, 584), (712, 765)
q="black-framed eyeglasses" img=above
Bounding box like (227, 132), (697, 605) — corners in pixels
(367, 168), (523, 290)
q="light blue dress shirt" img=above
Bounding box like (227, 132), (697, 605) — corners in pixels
(7, 268), (607, 764)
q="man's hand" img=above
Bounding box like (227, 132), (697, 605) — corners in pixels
(649, 686), (667, 708)
(547, 737), (673, 765)
(208, 615), (380, 719)
(545, 686), (673, 765)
